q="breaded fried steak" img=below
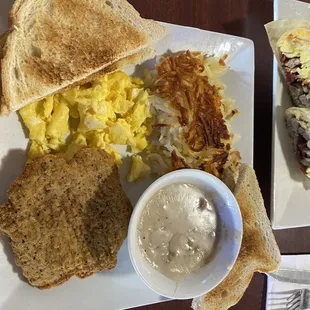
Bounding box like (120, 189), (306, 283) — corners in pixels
(0, 148), (132, 289)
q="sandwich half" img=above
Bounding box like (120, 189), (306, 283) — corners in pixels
(265, 19), (310, 107)
(0, 0), (166, 115)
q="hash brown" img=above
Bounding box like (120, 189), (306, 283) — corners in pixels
(154, 51), (240, 178)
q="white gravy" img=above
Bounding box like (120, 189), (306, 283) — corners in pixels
(138, 183), (217, 281)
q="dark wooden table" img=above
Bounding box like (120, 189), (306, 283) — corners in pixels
(128, 0), (310, 309)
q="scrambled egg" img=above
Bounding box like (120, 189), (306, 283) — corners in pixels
(128, 155), (151, 182)
(278, 28), (310, 79)
(20, 72), (152, 182)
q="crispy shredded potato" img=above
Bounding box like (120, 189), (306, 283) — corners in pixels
(153, 51), (240, 177)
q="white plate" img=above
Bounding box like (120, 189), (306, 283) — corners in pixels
(272, 0), (310, 229)
(0, 3), (254, 309)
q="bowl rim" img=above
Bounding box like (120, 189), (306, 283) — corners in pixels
(128, 169), (243, 299)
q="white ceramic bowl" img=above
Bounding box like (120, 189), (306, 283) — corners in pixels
(128, 169), (243, 299)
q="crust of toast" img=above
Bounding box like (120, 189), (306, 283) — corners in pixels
(0, 31), (9, 114)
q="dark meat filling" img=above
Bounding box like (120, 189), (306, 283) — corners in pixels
(280, 52), (310, 108)
(298, 137), (310, 168)
(287, 117), (310, 172)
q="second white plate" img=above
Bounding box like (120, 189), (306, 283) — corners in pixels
(272, 0), (310, 229)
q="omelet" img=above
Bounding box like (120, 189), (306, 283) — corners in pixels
(19, 71), (153, 182)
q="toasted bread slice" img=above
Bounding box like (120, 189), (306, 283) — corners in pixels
(192, 164), (281, 310)
(0, 148), (132, 289)
(0, 30), (155, 115)
(0, 0), (165, 115)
